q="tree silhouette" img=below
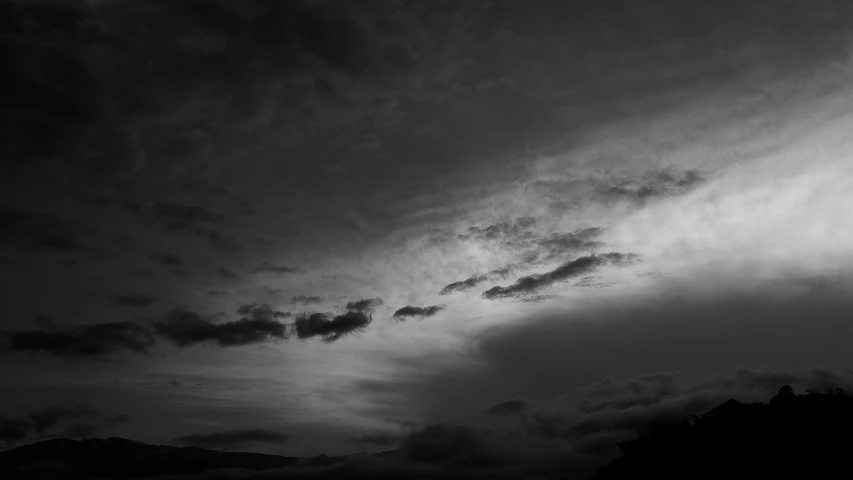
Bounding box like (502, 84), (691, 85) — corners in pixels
(593, 385), (853, 479)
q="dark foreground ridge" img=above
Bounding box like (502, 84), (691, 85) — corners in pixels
(0, 436), (373, 480)
(592, 385), (853, 479)
(3, 386), (852, 479)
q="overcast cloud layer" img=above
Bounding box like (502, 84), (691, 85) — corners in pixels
(2, 0), (853, 478)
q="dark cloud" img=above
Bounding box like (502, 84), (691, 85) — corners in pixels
(109, 294), (159, 307)
(399, 424), (516, 469)
(350, 433), (404, 447)
(0, 419), (32, 449)
(29, 405), (101, 434)
(173, 428), (289, 450)
(58, 422), (100, 439)
(0, 207), (84, 252)
(255, 262), (305, 275)
(484, 398), (531, 416)
(33, 314), (57, 330)
(104, 414), (130, 423)
(457, 216), (538, 248)
(294, 311), (372, 343)
(291, 295), (323, 305)
(149, 202), (224, 230)
(345, 297), (384, 312)
(235, 303), (291, 320)
(439, 275), (488, 295)
(3, 321), (155, 357)
(482, 252), (639, 299)
(197, 228), (242, 252)
(154, 307), (289, 347)
(533, 228), (607, 263)
(392, 305), (445, 320)
(151, 254), (184, 266)
(217, 267), (238, 279)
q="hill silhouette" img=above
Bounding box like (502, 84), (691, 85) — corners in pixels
(591, 385), (853, 479)
(0, 436), (375, 479)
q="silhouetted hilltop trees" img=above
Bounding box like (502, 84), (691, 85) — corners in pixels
(592, 385), (853, 479)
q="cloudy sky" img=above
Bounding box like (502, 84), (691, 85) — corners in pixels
(2, 0), (853, 477)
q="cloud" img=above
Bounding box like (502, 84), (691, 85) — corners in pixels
(0, 207), (84, 252)
(293, 311), (372, 343)
(345, 297), (384, 312)
(533, 228), (607, 263)
(525, 168), (707, 213)
(33, 315), (57, 330)
(154, 308), (290, 347)
(57, 423), (100, 439)
(148, 201), (224, 230)
(457, 216), (538, 249)
(439, 275), (488, 295)
(291, 295), (323, 305)
(482, 252), (640, 299)
(349, 432), (404, 447)
(3, 321), (156, 356)
(151, 254), (184, 266)
(235, 303), (291, 320)
(197, 229), (242, 252)
(255, 262), (305, 275)
(217, 268), (238, 279)
(104, 414), (130, 423)
(29, 405), (101, 434)
(173, 428), (289, 450)
(0, 419), (30, 449)
(392, 305), (445, 320)
(484, 398), (531, 416)
(109, 295), (159, 307)
(593, 168), (706, 208)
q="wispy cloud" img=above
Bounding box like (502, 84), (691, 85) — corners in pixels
(482, 253), (639, 300)
(392, 305), (444, 320)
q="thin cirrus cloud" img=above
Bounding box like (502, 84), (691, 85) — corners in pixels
(482, 252), (640, 300)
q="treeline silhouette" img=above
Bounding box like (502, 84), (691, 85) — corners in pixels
(592, 385), (853, 479)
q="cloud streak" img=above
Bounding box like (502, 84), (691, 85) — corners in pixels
(154, 308), (289, 347)
(482, 253), (640, 300)
(392, 305), (444, 320)
(2, 322), (155, 357)
(294, 311), (372, 343)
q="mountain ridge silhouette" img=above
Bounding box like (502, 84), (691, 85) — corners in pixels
(0, 435), (396, 479)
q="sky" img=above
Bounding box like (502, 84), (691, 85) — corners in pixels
(2, 0), (853, 477)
